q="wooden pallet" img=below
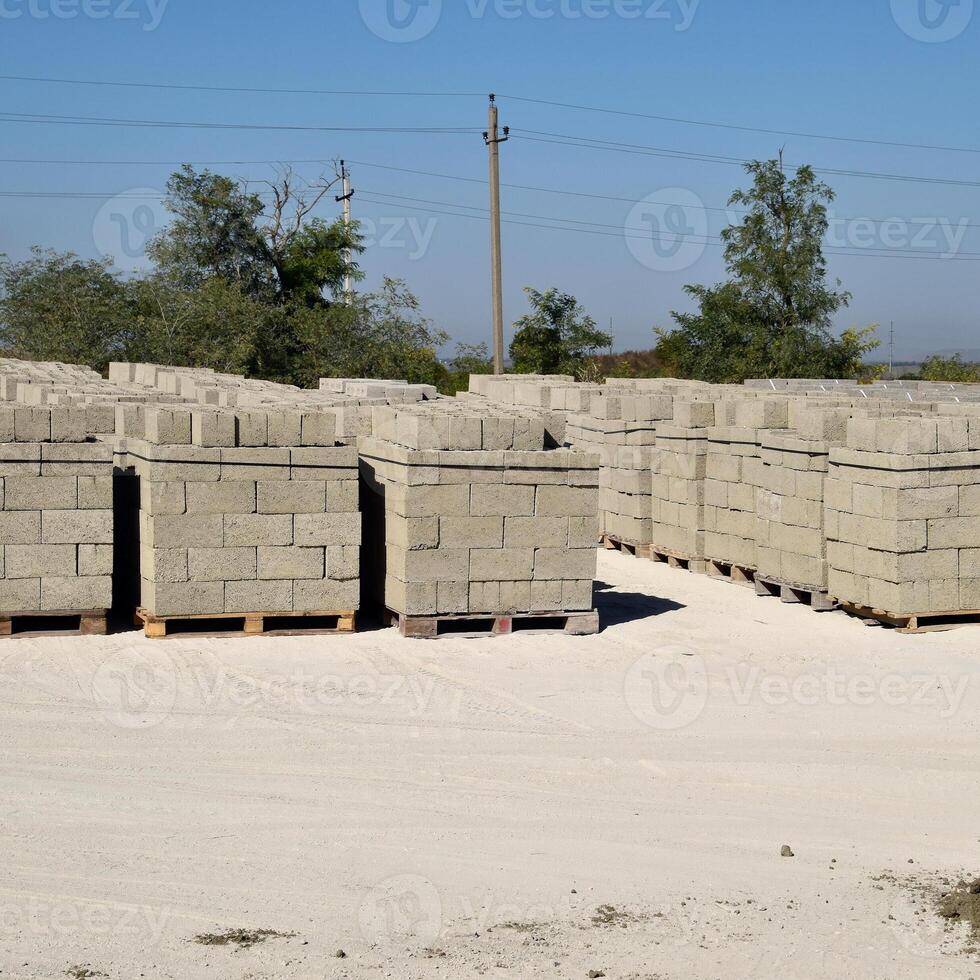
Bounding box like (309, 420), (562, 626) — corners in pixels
(705, 559), (757, 588)
(0, 609), (108, 638)
(647, 547), (707, 575)
(755, 576), (837, 612)
(834, 601), (980, 634)
(601, 534), (652, 559)
(135, 608), (356, 639)
(387, 608), (600, 640)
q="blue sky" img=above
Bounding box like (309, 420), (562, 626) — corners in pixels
(1, 0), (978, 360)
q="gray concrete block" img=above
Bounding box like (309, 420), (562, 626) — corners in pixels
(294, 513), (362, 547)
(503, 516), (568, 548)
(258, 481), (325, 514)
(224, 580), (292, 613)
(385, 516), (439, 551)
(141, 481), (186, 516)
(220, 447), (292, 481)
(41, 576), (111, 611)
(384, 577), (437, 616)
(470, 548), (534, 581)
(223, 513), (294, 547)
(561, 580), (594, 611)
(0, 577), (40, 611)
(0, 512), (40, 544)
(267, 411), (303, 448)
(41, 510), (113, 545)
(388, 546), (469, 584)
(142, 579), (225, 617)
(301, 412), (337, 447)
(141, 545), (189, 583)
(326, 546), (360, 581)
(535, 486), (597, 518)
(293, 579), (359, 612)
(532, 548), (597, 581)
(78, 544), (113, 576)
(530, 580), (563, 610)
(325, 481), (360, 513)
(4, 477), (77, 510)
(77, 476), (113, 510)
(436, 580), (470, 614)
(192, 411), (236, 448)
(390, 484), (470, 518)
(188, 546), (257, 582)
(6, 543), (76, 578)
(257, 546), (324, 580)
(14, 408), (50, 442)
(144, 514), (224, 549)
(568, 516), (601, 548)
(145, 408), (192, 446)
(439, 516), (503, 549)
(186, 481), (256, 515)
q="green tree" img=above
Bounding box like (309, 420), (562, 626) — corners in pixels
(0, 248), (135, 372)
(509, 287), (612, 379)
(919, 353), (980, 383)
(290, 278), (449, 389)
(658, 158), (878, 381)
(149, 165), (363, 307)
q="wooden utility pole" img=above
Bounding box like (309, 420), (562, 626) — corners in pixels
(484, 95), (509, 374)
(336, 160), (355, 300)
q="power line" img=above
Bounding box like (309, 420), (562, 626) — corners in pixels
(0, 111), (479, 134)
(498, 93), (980, 156)
(0, 73), (484, 98)
(514, 131), (980, 189)
(355, 191), (980, 260)
(4, 73), (975, 157)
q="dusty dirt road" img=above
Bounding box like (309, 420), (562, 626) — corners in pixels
(1, 550), (978, 979)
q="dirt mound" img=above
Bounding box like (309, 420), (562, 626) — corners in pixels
(939, 879), (980, 935)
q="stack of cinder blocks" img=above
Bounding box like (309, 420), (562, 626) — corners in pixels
(825, 415), (980, 618)
(120, 406), (361, 620)
(359, 403), (600, 635)
(703, 400), (789, 573)
(0, 404), (113, 622)
(649, 401), (716, 569)
(755, 407), (854, 600)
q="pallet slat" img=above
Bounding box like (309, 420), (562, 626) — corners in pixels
(835, 601), (980, 633)
(388, 608), (600, 640)
(135, 608), (357, 639)
(755, 577), (837, 612)
(0, 609), (107, 638)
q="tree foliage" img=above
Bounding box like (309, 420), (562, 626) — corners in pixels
(918, 353), (980, 383)
(0, 249), (134, 372)
(509, 287), (612, 379)
(656, 158), (878, 382)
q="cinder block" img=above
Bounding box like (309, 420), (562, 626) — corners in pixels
(145, 408), (192, 446)
(141, 481), (186, 516)
(436, 580), (470, 614)
(78, 544), (113, 576)
(14, 408), (50, 442)
(470, 484), (534, 517)
(439, 516), (503, 549)
(293, 579), (359, 612)
(568, 516), (601, 548)
(41, 576), (111, 611)
(388, 546), (469, 583)
(257, 546), (324, 581)
(0, 512), (41, 544)
(6, 544), (76, 578)
(223, 514), (294, 547)
(470, 548), (534, 581)
(325, 481), (359, 514)
(225, 580), (292, 614)
(384, 577), (437, 616)
(267, 411), (303, 448)
(141, 546), (189, 583)
(220, 448), (291, 481)
(188, 547), (257, 582)
(390, 484), (470, 518)
(41, 510), (113, 545)
(4, 477), (77, 510)
(561, 580), (594, 611)
(258, 482), (326, 514)
(503, 517), (569, 548)
(77, 476), (113, 510)
(192, 411), (236, 448)
(534, 486), (597, 518)
(142, 580), (224, 617)
(143, 514), (224, 549)
(385, 516), (439, 551)
(300, 412), (337, 447)
(0, 578), (40, 610)
(294, 513), (362, 547)
(326, 546), (360, 581)
(533, 548), (597, 581)
(186, 481), (256, 515)
(530, 580), (563, 610)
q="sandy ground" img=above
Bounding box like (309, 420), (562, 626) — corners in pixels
(1, 550), (979, 979)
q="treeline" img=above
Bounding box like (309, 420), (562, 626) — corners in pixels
(1, 158), (899, 388)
